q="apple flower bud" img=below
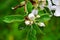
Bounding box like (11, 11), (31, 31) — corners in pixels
(25, 20), (30, 25)
(31, 9), (38, 15)
(36, 15), (40, 18)
(30, 21), (34, 25)
(38, 22), (45, 27)
(28, 13), (35, 20)
(11, 7), (15, 10)
(20, 1), (25, 6)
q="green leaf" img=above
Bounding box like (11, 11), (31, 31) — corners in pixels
(39, 15), (50, 22)
(27, 26), (37, 40)
(18, 26), (30, 40)
(38, 9), (45, 16)
(3, 15), (24, 23)
(16, 6), (27, 16)
(33, 24), (45, 40)
(27, 1), (33, 13)
(33, 24), (44, 34)
(18, 0), (25, 3)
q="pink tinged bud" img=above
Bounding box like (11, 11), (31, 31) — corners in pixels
(31, 9), (38, 15)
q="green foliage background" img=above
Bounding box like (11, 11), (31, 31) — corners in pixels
(0, 0), (60, 40)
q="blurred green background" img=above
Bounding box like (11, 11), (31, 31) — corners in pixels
(0, 0), (60, 40)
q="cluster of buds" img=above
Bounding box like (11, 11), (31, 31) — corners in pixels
(25, 20), (34, 25)
(25, 9), (39, 25)
(25, 9), (45, 27)
(11, 0), (46, 27)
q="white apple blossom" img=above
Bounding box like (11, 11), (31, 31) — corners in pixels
(52, 0), (60, 16)
(47, 0), (60, 17)
(47, 0), (56, 10)
(54, 6), (60, 16)
(52, 0), (60, 5)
